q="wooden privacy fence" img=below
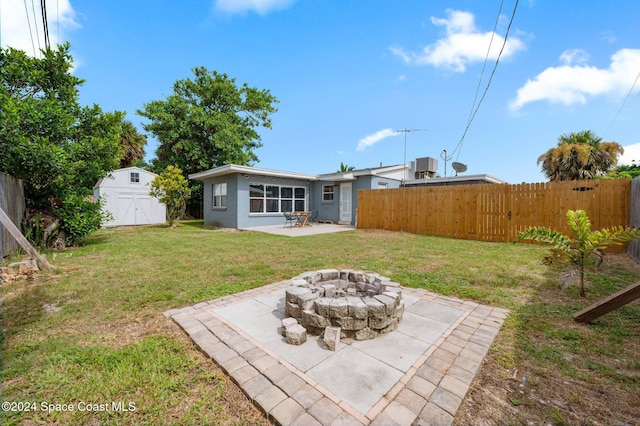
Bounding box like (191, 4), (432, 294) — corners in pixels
(1, 172), (26, 258)
(357, 179), (631, 244)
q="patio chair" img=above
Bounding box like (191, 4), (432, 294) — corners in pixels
(310, 210), (319, 223)
(283, 211), (296, 228)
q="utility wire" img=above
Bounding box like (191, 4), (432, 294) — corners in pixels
(40, 0), (50, 50)
(449, 0), (519, 163)
(23, 0), (37, 56)
(466, 0), (504, 126)
(602, 69), (640, 138)
(30, 0), (42, 55)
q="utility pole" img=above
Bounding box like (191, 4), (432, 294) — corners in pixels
(396, 128), (426, 184)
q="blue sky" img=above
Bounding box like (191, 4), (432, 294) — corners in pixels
(2, 0), (640, 183)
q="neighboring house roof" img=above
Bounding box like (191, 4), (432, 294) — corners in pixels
(404, 174), (507, 186)
(188, 163), (408, 182)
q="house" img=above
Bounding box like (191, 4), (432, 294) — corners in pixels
(94, 167), (167, 227)
(188, 163), (406, 229)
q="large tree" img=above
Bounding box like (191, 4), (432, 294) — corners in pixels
(138, 67), (278, 174)
(137, 68), (278, 214)
(118, 120), (147, 168)
(537, 130), (623, 181)
(0, 44), (123, 246)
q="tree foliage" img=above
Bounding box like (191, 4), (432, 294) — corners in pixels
(604, 163), (640, 179)
(149, 166), (191, 227)
(138, 67), (278, 175)
(537, 130), (623, 181)
(338, 162), (355, 172)
(0, 44), (123, 246)
(514, 209), (640, 297)
(118, 120), (147, 168)
(137, 68), (278, 214)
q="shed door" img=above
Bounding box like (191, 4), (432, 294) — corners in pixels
(117, 194), (154, 225)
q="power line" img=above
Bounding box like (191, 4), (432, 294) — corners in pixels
(466, 0), (504, 126)
(29, 0), (41, 54)
(23, 0), (37, 56)
(40, 0), (50, 49)
(602, 69), (640, 138)
(447, 0), (519, 164)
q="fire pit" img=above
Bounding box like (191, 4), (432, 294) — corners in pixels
(283, 269), (404, 342)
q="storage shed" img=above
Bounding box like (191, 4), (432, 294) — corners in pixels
(94, 167), (166, 227)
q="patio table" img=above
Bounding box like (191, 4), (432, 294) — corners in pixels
(294, 211), (312, 227)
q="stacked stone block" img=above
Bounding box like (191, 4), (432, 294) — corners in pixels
(283, 269), (404, 342)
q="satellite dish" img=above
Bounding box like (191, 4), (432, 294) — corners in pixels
(452, 162), (467, 175)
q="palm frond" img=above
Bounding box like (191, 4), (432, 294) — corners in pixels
(589, 226), (640, 250)
(514, 226), (571, 246)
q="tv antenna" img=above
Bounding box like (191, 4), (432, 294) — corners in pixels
(396, 128), (426, 183)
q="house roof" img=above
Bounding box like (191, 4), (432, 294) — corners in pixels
(404, 174), (507, 186)
(189, 163), (409, 182)
(188, 164), (319, 181)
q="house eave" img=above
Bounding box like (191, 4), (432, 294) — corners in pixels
(189, 164), (319, 181)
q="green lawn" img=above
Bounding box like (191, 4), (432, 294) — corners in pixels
(1, 222), (639, 425)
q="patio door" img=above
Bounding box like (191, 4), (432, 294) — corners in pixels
(339, 183), (352, 224)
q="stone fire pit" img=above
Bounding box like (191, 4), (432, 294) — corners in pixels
(281, 269), (404, 346)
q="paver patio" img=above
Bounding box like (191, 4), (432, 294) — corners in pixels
(165, 279), (508, 425)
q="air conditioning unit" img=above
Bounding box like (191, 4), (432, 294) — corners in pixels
(415, 157), (438, 178)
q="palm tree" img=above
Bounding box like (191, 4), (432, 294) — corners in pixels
(537, 130), (623, 181)
(118, 121), (147, 168)
(515, 209), (640, 297)
(338, 162), (355, 172)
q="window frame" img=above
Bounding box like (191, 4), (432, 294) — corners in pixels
(212, 183), (227, 209)
(322, 184), (334, 202)
(249, 183), (306, 214)
(130, 172), (140, 183)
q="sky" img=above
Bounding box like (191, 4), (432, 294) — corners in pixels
(2, 0), (640, 183)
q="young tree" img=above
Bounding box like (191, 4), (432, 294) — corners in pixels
(137, 67), (278, 214)
(515, 209), (640, 297)
(0, 44), (123, 246)
(537, 130), (623, 181)
(149, 166), (191, 227)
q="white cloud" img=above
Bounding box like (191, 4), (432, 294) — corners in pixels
(0, 0), (79, 56)
(391, 9), (526, 72)
(356, 128), (399, 152)
(510, 48), (640, 110)
(620, 143), (640, 165)
(559, 49), (589, 65)
(214, 0), (296, 15)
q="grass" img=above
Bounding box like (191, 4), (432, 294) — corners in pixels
(1, 221), (639, 425)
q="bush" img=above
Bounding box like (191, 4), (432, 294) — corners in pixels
(55, 195), (112, 246)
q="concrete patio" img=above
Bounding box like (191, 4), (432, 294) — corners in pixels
(241, 223), (356, 237)
(165, 275), (508, 425)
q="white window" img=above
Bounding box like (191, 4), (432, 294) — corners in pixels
(377, 182), (388, 189)
(130, 172), (140, 183)
(249, 183), (305, 213)
(322, 185), (334, 201)
(212, 183), (227, 208)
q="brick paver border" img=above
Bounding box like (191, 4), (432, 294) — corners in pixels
(164, 281), (508, 425)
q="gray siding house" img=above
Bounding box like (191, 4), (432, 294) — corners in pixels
(189, 164), (405, 229)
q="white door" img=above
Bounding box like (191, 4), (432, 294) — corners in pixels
(117, 194), (137, 225)
(339, 183), (352, 224)
(117, 194), (155, 225)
